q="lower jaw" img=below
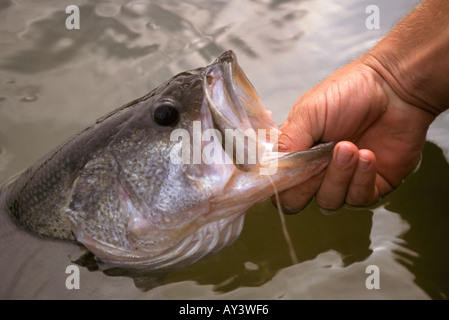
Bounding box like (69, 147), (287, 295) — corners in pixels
(92, 211), (245, 272)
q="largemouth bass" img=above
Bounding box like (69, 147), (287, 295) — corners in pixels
(0, 51), (334, 272)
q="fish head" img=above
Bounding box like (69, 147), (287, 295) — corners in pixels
(63, 51), (334, 272)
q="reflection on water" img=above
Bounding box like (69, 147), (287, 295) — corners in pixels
(160, 202), (374, 293)
(1, 0), (448, 299)
(386, 143), (449, 300)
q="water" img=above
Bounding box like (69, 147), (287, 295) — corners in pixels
(1, 0), (448, 299)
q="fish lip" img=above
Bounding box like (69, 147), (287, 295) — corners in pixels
(203, 50), (252, 131)
(203, 50), (268, 171)
(212, 50), (236, 65)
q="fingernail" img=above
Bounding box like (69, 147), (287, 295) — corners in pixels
(319, 207), (341, 216)
(358, 156), (370, 170)
(280, 204), (302, 215)
(275, 142), (288, 152)
(336, 147), (353, 167)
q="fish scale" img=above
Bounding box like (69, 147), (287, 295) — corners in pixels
(64, 149), (131, 250)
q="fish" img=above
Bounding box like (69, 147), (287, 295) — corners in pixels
(0, 51), (335, 273)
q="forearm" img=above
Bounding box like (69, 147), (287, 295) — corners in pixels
(362, 0), (449, 116)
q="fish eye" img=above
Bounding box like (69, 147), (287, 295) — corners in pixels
(153, 102), (179, 126)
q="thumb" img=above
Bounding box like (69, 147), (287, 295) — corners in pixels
(277, 108), (316, 153)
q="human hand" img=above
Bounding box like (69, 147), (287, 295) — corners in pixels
(275, 58), (435, 212)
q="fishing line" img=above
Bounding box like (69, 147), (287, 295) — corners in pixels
(267, 175), (298, 265)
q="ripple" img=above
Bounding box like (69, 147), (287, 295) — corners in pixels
(146, 22), (160, 31)
(94, 2), (121, 17)
(125, 1), (150, 15)
(20, 95), (37, 103)
(244, 261), (259, 271)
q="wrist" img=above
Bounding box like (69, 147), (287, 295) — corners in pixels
(360, 0), (449, 117)
(361, 51), (442, 118)
(359, 53), (436, 127)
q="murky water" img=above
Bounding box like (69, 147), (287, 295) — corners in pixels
(1, 0), (448, 299)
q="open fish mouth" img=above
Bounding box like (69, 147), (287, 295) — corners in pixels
(204, 51), (277, 132)
(203, 50), (278, 172)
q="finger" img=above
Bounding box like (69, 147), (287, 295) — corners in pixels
(345, 149), (380, 206)
(315, 141), (359, 210)
(273, 171), (325, 214)
(277, 119), (315, 152)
